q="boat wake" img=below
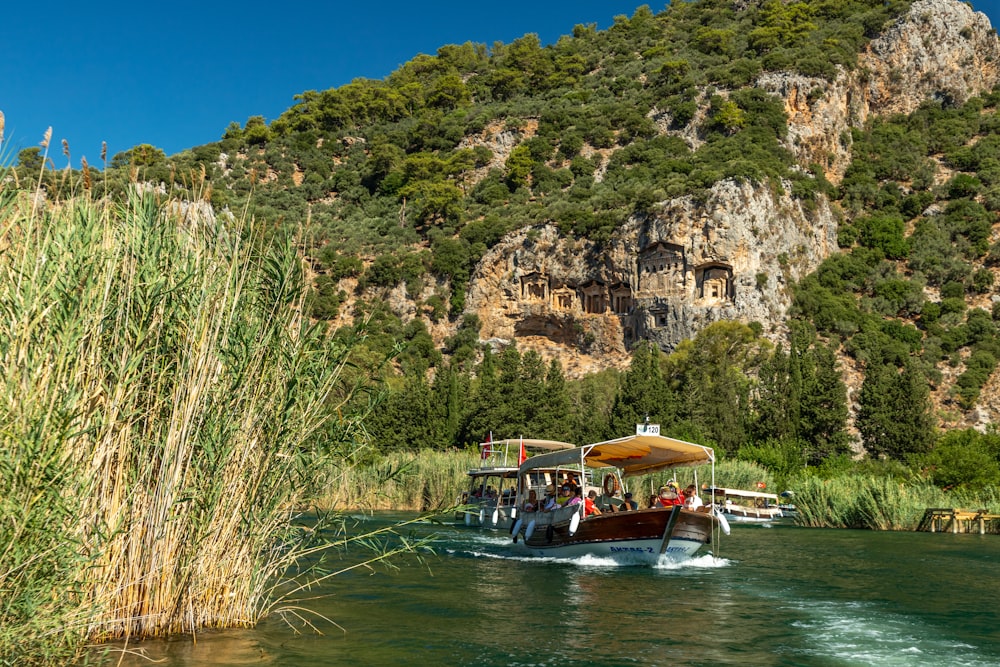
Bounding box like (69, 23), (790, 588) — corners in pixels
(786, 599), (995, 666)
(444, 546), (731, 571)
(654, 553), (730, 570)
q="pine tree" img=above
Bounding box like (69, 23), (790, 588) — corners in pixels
(609, 341), (672, 435)
(671, 321), (763, 453)
(798, 342), (850, 463)
(857, 359), (935, 460)
(532, 358), (573, 441)
(752, 343), (794, 442)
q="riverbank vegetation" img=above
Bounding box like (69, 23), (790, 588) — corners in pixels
(0, 159), (398, 663)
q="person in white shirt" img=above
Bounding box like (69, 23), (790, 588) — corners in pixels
(684, 484), (704, 510)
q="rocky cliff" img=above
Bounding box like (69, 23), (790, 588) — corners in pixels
(764, 0), (1000, 183)
(464, 0), (1000, 377)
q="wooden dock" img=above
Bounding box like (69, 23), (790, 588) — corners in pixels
(918, 508), (1000, 534)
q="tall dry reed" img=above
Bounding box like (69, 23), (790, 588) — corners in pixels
(0, 180), (367, 663)
(790, 475), (964, 530)
(318, 449), (479, 510)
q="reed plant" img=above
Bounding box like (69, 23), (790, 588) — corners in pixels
(0, 168), (371, 663)
(318, 449), (479, 510)
(790, 475), (954, 530)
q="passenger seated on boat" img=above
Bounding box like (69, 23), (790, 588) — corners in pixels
(551, 484), (579, 509)
(542, 484), (559, 511)
(563, 473), (580, 493)
(657, 485), (683, 507)
(523, 489), (538, 512)
(620, 492), (638, 511)
(584, 490), (602, 517)
(647, 494), (658, 508)
(683, 485), (703, 510)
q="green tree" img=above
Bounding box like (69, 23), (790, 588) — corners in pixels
(16, 147), (44, 171)
(856, 360), (935, 460)
(798, 342), (850, 463)
(609, 342), (673, 436)
(504, 144), (534, 189)
(922, 429), (1000, 490)
(670, 322), (765, 453)
(530, 359), (573, 441)
(110, 143), (166, 168)
(430, 364), (465, 448)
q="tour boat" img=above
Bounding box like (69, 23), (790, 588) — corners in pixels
(456, 437), (575, 531)
(709, 487), (784, 523)
(510, 426), (728, 564)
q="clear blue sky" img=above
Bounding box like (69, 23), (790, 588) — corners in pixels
(2, 1), (999, 165)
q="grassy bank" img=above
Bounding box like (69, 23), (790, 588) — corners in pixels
(317, 449), (480, 510)
(789, 474), (1000, 530)
(0, 177), (366, 663)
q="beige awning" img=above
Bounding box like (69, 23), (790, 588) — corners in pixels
(482, 438), (576, 451)
(518, 433), (714, 478)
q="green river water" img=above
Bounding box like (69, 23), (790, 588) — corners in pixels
(98, 511), (1000, 666)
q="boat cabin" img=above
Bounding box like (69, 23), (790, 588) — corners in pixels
(457, 438), (575, 529)
(708, 487), (783, 523)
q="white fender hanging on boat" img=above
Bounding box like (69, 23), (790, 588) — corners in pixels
(510, 507), (517, 520)
(569, 511), (580, 536)
(714, 509), (731, 535)
(524, 519), (536, 540)
(511, 518), (523, 539)
(465, 511), (471, 526)
(479, 508), (486, 525)
(491, 509), (499, 526)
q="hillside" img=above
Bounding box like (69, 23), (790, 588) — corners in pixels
(17, 0), (1000, 444)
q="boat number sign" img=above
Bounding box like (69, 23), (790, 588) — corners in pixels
(610, 546), (655, 554)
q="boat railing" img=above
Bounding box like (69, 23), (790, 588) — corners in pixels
(476, 440), (518, 469)
(520, 502), (582, 527)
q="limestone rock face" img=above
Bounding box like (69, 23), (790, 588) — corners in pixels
(465, 0), (1000, 375)
(467, 180), (838, 372)
(760, 0), (1000, 182)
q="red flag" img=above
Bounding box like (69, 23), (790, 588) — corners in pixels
(756, 481), (766, 489)
(518, 438), (526, 465)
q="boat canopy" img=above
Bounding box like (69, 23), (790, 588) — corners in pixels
(482, 438), (576, 451)
(472, 438), (577, 473)
(517, 433), (714, 478)
(708, 487), (778, 501)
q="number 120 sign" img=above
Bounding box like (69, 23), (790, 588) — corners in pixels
(636, 423), (660, 435)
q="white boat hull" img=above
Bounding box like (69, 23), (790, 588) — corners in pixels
(719, 507), (783, 523)
(516, 506), (716, 564)
(521, 534), (705, 563)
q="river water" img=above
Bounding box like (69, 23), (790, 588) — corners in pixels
(98, 512), (1000, 666)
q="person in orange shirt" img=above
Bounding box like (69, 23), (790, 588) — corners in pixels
(657, 483), (683, 507)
